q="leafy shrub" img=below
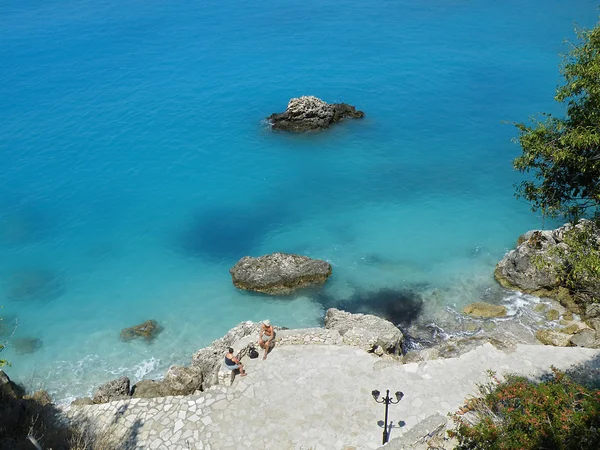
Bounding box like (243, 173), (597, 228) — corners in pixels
(552, 220), (600, 304)
(449, 368), (600, 450)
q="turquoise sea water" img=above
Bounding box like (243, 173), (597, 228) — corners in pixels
(0, 0), (598, 402)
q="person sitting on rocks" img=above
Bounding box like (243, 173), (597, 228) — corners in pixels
(258, 319), (275, 360)
(224, 348), (247, 377)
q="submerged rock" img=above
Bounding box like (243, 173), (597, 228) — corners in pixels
(6, 268), (64, 302)
(11, 337), (42, 354)
(324, 308), (403, 355)
(120, 319), (163, 342)
(315, 287), (424, 327)
(230, 252), (332, 295)
(93, 376), (130, 404)
(267, 96), (364, 132)
(463, 302), (507, 318)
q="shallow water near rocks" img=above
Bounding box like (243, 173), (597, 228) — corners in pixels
(0, 0), (597, 402)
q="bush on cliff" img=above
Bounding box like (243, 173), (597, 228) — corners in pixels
(513, 20), (600, 220)
(551, 221), (600, 304)
(449, 369), (600, 450)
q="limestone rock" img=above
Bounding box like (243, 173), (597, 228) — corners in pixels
(120, 319), (163, 342)
(570, 329), (597, 348)
(132, 380), (165, 398)
(267, 96), (364, 132)
(560, 324), (581, 335)
(93, 376), (130, 404)
(230, 252), (332, 295)
(192, 321), (262, 390)
(588, 318), (600, 333)
(495, 229), (562, 292)
(495, 221), (600, 310)
(546, 309), (560, 321)
(162, 365), (203, 396)
(463, 302), (507, 318)
(585, 303), (600, 319)
(324, 308), (403, 355)
(535, 329), (574, 347)
(71, 397), (94, 406)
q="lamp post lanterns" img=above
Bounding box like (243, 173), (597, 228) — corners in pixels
(372, 389), (404, 445)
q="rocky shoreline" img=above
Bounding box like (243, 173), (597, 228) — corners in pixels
(3, 221), (600, 449)
(53, 222), (600, 406)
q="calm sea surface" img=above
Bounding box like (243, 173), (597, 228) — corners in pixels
(0, 0), (597, 401)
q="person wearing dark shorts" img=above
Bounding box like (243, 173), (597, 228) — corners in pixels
(224, 348), (247, 376)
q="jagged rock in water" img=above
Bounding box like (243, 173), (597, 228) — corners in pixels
(93, 376), (130, 404)
(324, 308), (403, 355)
(463, 302), (507, 318)
(230, 252), (332, 295)
(120, 319), (163, 342)
(267, 96), (364, 132)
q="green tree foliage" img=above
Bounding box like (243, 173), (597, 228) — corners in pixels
(551, 220), (600, 303)
(513, 21), (600, 220)
(449, 369), (600, 450)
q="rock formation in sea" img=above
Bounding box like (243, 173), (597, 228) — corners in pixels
(267, 96), (364, 132)
(229, 252), (332, 295)
(120, 320), (163, 342)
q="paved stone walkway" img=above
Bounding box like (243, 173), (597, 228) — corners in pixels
(69, 343), (600, 450)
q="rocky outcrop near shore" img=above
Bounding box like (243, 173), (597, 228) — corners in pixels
(495, 228), (563, 295)
(267, 96), (364, 132)
(191, 320), (263, 389)
(495, 220), (600, 348)
(495, 220), (600, 311)
(229, 252), (332, 295)
(324, 308), (404, 355)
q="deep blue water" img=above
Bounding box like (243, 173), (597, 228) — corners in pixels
(0, 0), (597, 401)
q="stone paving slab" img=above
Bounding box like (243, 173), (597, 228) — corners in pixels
(70, 343), (600, 449)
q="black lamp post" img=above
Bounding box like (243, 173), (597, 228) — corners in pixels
(372, 389), (404, 445)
